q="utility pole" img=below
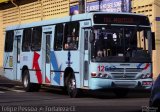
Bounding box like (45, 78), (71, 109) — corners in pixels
(99, 0), (102, 11)
(79, 0), (85, 13)
(85, 0), (87, 13)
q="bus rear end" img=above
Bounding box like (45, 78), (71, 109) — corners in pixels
(3, 30), (14, 80)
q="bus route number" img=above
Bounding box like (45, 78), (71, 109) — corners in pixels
(98, 65), (116, 72)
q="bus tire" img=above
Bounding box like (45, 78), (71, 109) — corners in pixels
(66, 72), (78, 98)
(22, 70), (40, 92)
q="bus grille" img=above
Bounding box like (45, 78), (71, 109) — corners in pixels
(110, 68), (142, 80)
(125, 68), (143, 72)
(108, 68), (124, 72)
(111, 73), (137, 80)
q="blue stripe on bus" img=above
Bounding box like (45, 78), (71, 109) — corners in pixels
(137, 63), (144, 69)
(50, 51), (62, 85)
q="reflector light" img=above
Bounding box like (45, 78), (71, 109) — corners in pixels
(91, 72), (97, 77)
(142, 81), (152, 86)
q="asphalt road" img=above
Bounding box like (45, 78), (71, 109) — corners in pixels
(0, 69), (151, 112)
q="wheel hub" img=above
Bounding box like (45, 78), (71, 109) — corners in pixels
(24, 76), (28, 88)
(69, 78), (76, 90)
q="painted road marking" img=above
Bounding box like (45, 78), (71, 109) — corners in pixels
(0, 86), (25, 93)
(0, 91), (5, 93)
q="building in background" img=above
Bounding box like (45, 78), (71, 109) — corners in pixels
(131, 0), (160, 79)
(0, 0), (160, 79)
(70, 0), (131, 14)
(0, 0), (70, 68)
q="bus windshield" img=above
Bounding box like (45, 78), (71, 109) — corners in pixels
(91, 26), (152, 63)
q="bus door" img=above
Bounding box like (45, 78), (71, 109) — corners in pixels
(44, 32), (52, 84)
(81, 29), (90, 87)
(13, 30), (22, 80)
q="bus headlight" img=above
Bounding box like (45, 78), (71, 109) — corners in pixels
(91, 72), (111, 79)
(103, 74), (112, 79)
(141, 73), (153, 79)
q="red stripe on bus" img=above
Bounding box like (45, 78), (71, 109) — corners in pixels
(32, 52), (42, 84)
(45, 76), (51, 83)
(144, 63), (150, 70)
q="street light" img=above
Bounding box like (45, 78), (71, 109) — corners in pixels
(98, 0), (103, 11)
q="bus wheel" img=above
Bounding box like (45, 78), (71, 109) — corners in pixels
(23, 70), (32, 92)
(113, 89), (129, 98)
(22, 70), (40, 92)
(66, 73), (78, 98)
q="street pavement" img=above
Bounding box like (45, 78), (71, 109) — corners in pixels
(0, 68), (151, 112)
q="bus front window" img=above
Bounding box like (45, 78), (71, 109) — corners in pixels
(91, 26), (151, 62)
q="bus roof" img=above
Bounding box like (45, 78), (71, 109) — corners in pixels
(6, 12), (150, 31)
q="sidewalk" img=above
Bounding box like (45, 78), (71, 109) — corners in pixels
(0, 67), (3, 76)
(0, 67), (22, 87)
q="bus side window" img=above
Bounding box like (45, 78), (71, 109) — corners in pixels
(54, 24), (63, 50)
(22, 28), (31, 52)
(64, 22), (79, 50)
(31, 27), (42, 51)
(4, 31), (14, 52)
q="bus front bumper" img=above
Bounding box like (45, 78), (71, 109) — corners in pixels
(89, 78), (153, 90)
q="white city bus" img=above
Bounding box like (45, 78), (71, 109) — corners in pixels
(3, 12), (155, 97)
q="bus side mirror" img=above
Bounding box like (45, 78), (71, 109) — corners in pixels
(152, 32), (155, 50)
(89, 31), (95, 43)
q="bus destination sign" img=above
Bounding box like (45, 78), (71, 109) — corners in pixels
(104, 17), (134, 24)
(93, 14), (150, 26)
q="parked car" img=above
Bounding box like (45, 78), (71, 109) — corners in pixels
(150, 75), (160, 110)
